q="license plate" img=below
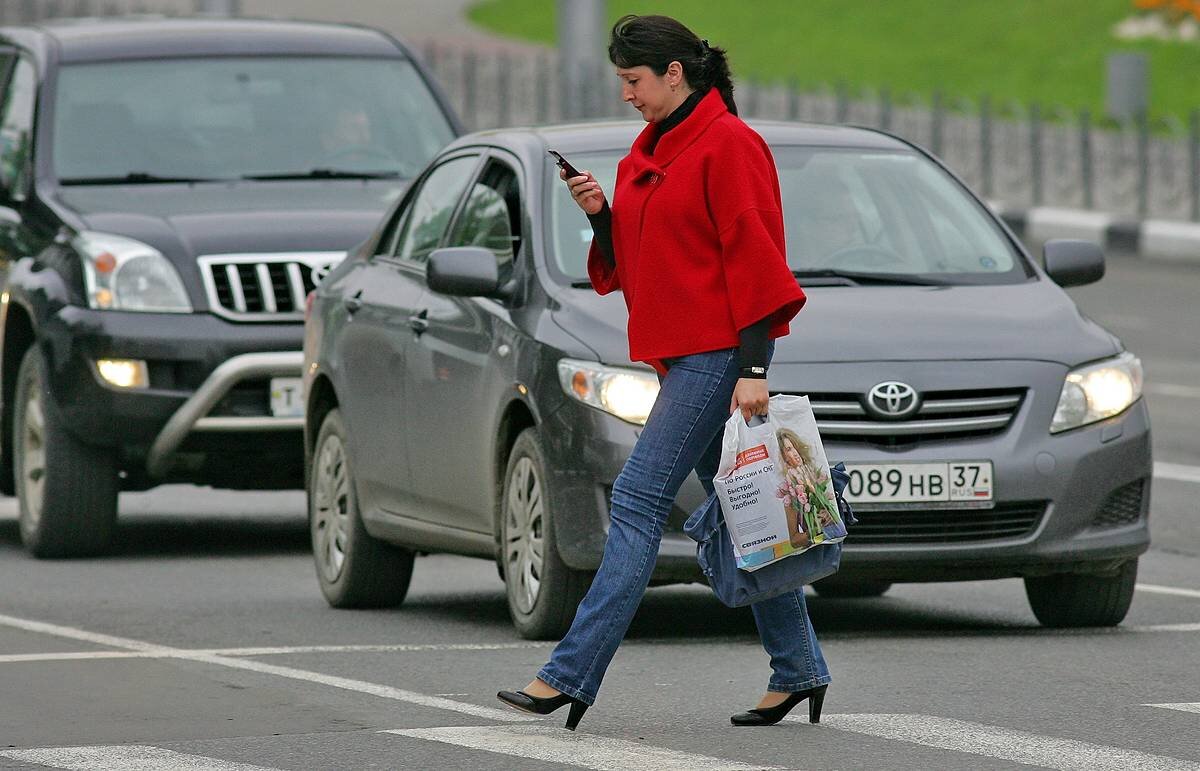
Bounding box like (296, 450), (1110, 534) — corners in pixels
(269, 377), (304, 418)
(842, 461), (993, 504)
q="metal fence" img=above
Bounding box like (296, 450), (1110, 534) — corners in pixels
(7, 1), (1200, 223)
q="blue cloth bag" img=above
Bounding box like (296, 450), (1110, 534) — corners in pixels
(684, 462), (858, 608)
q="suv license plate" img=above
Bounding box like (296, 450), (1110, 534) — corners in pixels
(842, 461), (993, 504)
(269, 377), (304, 418)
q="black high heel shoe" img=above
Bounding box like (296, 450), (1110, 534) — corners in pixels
(496, 688), (590, 731)
(730, 684), (827, 726)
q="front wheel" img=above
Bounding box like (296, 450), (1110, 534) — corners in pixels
(1024, 559), (1137, 628)
(309, 408), (414, 608)
(501, 428), (591, 640)
(14, 347), (118, 558)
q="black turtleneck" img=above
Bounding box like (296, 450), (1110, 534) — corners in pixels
(584, 88), (770, 376)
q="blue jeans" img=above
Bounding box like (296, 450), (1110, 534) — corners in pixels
(537, 343), (831, 706)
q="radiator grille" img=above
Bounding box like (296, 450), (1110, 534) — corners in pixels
(841, 501), (1046, 544)
(199, 253), (343, 321)
(780, 388), (1025, 445)
(1091, 479), (1147, 529)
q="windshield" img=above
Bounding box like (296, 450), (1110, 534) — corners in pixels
(52, 57), (455, 183)
(548, 147), (1027, 285)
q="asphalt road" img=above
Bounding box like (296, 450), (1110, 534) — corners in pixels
(0, 256), (1198, 770)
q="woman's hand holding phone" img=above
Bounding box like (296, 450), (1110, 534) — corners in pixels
(560, 167), (606, 216)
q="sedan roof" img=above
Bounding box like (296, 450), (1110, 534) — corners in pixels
(449, 119), (914, 161)
(14, 17), (405, 63)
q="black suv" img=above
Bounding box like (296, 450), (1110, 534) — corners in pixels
(0, 18), (459, 557)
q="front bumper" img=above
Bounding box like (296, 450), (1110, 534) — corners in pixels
(541, 389), (1152, 584)
(40, 306), (306, 489)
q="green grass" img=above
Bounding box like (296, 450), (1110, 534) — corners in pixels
(467, 0), (1200, 122)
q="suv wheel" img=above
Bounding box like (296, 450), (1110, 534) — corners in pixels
(813, 577), (893, 598)
(501, 428), (591, 640)
(310, 408), (414, 608)
(14, 348), (118, 558)
(1024, 559), (1138, 628)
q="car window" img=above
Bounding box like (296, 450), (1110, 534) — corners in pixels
(52, 57), (455, 182)
(549, 148), (1025, 286)
(0, 57), (36, 201)
(446, 160), (521, 281)
(392, 155), (478, 265)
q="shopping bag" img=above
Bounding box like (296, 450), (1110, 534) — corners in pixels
(712, 394), (848, 571)
(683, 461), (857, 608)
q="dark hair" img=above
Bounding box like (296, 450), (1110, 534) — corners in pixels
(607, 14), (737, 116)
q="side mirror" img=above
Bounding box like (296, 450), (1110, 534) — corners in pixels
(1043, 239), (1105, 287)
(427, 247), (503, 297)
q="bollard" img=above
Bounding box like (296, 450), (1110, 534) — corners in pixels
(980, 95), (993, 199)
(1030, 103), (1043, 207)
(879, 87), (892, 131)
(1136, 112), (1149, 219)
(496, 52), (511, 129)
(788, 78), (801, 121)
(835, 82), (849, 124)
(1080, 109), (1094, 210)
(1190, 110), (1199, 222)
(462, 50), (478, 132)
(22, 0), (36, 23)
(537, 52), (551, 124)
(930, 90), (943, 156)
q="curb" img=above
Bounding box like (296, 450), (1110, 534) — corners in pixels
(991, 204), (1200, 265)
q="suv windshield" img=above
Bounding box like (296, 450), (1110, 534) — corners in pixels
(52, 57), (454, 183)
(549, 146), (1028, 286)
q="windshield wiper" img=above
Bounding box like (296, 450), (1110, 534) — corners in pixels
(792, 269), (948, 286)
(59, 172), (226, 185)
(242, 169), (400, 181)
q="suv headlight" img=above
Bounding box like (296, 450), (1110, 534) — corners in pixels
(557, 358), (660, 425)
(1050, 351), (1143, 434)
(74, 232), (192, 313)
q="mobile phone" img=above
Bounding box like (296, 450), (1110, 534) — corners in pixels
(548, 149), (583, 180)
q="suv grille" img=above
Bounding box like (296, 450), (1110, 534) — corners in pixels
(199, 253), (343, 321)
(849, 501), (1046, 544)
(786, 388), (1025, 445)
(1091, 479), (1147, 529)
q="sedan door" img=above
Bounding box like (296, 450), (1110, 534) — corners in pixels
(336, 152), (481, 518)
(403, 153), (526, 534)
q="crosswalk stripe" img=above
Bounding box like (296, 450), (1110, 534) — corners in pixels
(0, 745), (279, 770)
(803, 713), (1200, 770)
(1147, 703), (1200, 714)
(1154, 462), (1200, 485)
(384, 725), (787, 771)
(1136, 583), (1200, 600)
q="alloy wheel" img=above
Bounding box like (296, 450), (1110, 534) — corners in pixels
(312, 433), (351, 583)
(505, 456), (545, 614)
(20, 384), (46, 530)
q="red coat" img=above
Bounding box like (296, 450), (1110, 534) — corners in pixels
(587, 88), (806, 374)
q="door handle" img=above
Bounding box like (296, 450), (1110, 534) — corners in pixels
(408, 309), (429, 333)
(343, 290), (363, 314)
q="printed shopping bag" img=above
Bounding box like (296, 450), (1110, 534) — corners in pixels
(712, 394), (848, 571)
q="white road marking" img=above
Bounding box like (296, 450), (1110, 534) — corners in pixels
(0, 745), (278, 770)
(0, 640), (552, 664)
(385, 725), (787, 771)
(1128, 622), (1200, 632)
(1147, 703), (1200, 714)
(1154, 462), (1200, 485)
(1136, 582), (1200, 600)
(0, 612), (533, 724)
(1148, 383), (1200, 400)
(807, 713), (1200, 770)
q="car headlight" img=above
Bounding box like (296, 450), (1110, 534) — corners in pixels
(74, 231), (192, 313)
(1050, 351), (1143, 433)
(557, 358), (660, 425)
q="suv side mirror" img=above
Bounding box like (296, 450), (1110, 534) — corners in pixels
(427, 247), (504, 297)
(1043, 239), (1105, 287)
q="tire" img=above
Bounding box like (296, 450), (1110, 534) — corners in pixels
(812, 577), (893, 598)
(309, 408), (414, 608)
(14, 347), (118, 558)
(1024, 559), (1138, 628)
(501, 428), (591, 640)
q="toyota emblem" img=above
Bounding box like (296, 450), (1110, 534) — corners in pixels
(867, 381), (920, 418)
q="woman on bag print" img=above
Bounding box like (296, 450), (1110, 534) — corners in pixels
(775, 428), (846, 545)
(496, 14), (832, 731)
